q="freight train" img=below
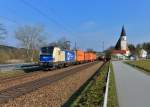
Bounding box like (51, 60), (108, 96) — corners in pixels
(39, 46), (96, 68)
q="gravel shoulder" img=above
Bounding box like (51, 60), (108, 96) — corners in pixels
(1, 62), (102, 107)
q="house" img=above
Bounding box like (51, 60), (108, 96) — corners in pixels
(129, 54), (137, 60)
(146, 52), (150, 59)
(140, 49), (147, 58)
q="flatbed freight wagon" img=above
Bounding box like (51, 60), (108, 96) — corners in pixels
(39, 46), (97, 68)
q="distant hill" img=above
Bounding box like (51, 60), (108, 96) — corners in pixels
(0, 45), (17, 50)
(0, 45), (27, 63)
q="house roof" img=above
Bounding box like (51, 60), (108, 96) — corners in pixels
(112, 50), (127, 54)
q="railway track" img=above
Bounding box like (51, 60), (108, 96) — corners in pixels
(0, 64), (42, 83)
(0, 63), (98, 92)
(0, 62), (95, 85)
(0, 71), (42, 84)
(0, 61), (99, 104)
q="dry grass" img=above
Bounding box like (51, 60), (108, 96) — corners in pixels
(0, 70), (24, 78)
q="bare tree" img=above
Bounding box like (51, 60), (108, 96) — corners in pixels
(87, 48), (94, 52)
(15, 24), (46, 61)
(56, 37), (71, 50)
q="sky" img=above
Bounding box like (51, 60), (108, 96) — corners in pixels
(0, 0), (150, 51)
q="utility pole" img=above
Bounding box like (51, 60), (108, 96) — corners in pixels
(75, 42), (77, 50)
(102, 41), (104, 52)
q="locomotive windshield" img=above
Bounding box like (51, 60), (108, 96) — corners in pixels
(41, 46), (54, 55)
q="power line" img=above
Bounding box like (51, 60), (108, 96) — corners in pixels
(20, 0), (72, 33)
(0, 16), (19, 25)
(44, 6), (74, 32)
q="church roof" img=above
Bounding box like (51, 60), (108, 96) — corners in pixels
(120, 26), (126, 36)
(115, 38), (121, 50)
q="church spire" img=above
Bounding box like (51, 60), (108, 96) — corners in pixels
(120, 25), (126, 37)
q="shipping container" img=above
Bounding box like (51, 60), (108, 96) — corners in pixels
(84, 52), (96, 61)
(84, 52), (90, 61)
(75, 50), (85, 62)
(93, 53), (96, 60)
(91, 53), (96, 61)
(65, 50), (75, 62)
(89, 53), (93, 61)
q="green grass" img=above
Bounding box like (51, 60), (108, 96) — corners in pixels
(0, 70), (25, 78)
(108, 62), (119, 107)
(64, 62), (109, 107)
(125, 60), (150, 72)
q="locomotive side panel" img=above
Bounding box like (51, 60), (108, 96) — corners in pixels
(53, 47), (65, 63)
(60, 51), (65, 62)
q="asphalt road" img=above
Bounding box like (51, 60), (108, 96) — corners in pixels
(113, 61), (150, 107)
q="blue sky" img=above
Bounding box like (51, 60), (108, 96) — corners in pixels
(0, 0), (150, 51)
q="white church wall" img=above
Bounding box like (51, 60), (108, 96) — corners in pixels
(121, 40), (127, 50)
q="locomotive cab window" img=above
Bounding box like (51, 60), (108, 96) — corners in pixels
(41, 46), (54, 55)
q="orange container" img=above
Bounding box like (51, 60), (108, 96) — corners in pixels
(88, 52), (96, 61)
(93, 53), (96, 60)
(89, 53), (93, 61)
(84, 52), (90, 61)
(75, 50), (85, 61)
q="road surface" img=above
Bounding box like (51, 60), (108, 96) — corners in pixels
(113, 61), (150, 107)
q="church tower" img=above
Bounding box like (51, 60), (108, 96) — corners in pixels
(112, 26), (130, 60)
(120, 26), (127, 50)
(115, 26), (128, 51)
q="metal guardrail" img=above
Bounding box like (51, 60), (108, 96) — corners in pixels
(0, 63), (39, 72)
(103, 65), (111, 107)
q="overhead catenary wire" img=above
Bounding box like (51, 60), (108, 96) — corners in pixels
(0, 16), (19, 25)
(45, 6), (74, 32)
(20, 0), (72, 33)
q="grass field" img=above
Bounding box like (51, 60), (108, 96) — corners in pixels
(108, 62), (119, 107)
(125, 60), (150, 72)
